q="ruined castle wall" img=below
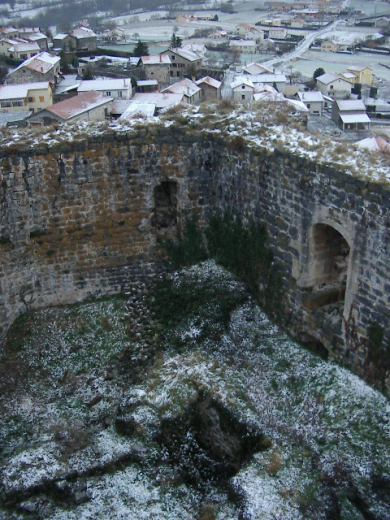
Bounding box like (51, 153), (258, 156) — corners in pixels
(1, 125), (390, 384)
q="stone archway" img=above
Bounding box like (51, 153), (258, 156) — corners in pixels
(304, 223), (350, 310)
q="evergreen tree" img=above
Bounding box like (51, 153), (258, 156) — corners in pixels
(133, 40), (149, 57)
(171, 32), (182, 48)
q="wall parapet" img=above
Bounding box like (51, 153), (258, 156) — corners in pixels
(1, 125), (390, 392)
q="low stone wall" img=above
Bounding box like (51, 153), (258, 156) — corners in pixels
(1, 124), (389, 389)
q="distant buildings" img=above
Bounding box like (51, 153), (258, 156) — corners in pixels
(166, 47), (203, 78)
(162, 78), (201, 104)
(315, 73), (351, 99)
(229, 40), (257, 53)
(140, 54), (171, 84)
(297, 91), (324, 115)
(196, 76), (222, 101)
(77, 78), (132, 99)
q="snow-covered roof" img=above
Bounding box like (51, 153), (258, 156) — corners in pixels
(298, 91), (324, 103)
(347, 65), (371, 72)
(340, 113), (370, 124)
(316, 73), (347, 85)
(163, 78), (201, 97)
(244, 73), (287, 84)
(231, 77), (254, 90)
(242, 62), (272, 75)
(71, 27), (96, 39)
(111, 99), (132, 115)
(119, 101), (156, 121)
(132, 92), (183, 109)
(141, 54), (171, 65)
(0, 81), (50, 100)
(0, 27), (17, 35)
(53, 33), (68, 40)
(229, 39), (256, 47)
(44, 90), (112, 121)
(137, 80), (158, 86)
(0, 110), (31, 126)
(340, 72), (356, 79)
(10, 52), (60, 75)
(77, 78), (131, 93)
(356, 136), (390, 152)
(27, 33), (47, 41)
(196, 76), (221, 89)
(170, 47), (201, 62)
(129, 57), (141, 66)
(18, 27), (40, 35)
(182, 43), (206, 55)
(9, 42), (40, 52)
(336, 99), (366, 111)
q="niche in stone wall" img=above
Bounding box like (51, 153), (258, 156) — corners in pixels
(304, 224), (350, 310)
(152, 181), (178, 236)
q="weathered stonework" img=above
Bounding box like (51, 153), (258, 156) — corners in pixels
(1, 125), (389, 389)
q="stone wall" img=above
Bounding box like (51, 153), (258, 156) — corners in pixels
(1, 125), (390, 388)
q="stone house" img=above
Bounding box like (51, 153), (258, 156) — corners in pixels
(332, 99), (370, 130)
(28, 90), (113, 125)
(162, 78), (201, 104)
(0, 81), (52, 113)
(141, 54), (171, 84)
(52, 33), (72, 51)
(229, 40), (257, 53)
(70, 27), (97, 52)
(195, 76), (221, 101)
(136, 80), (158, 93)
(231, 76), (254, 101)
(27, 32), (48, 50)
(166, 47), (202, 78)
(315, 73), (351, 99)
(297, 91), (324, 115)
(346, 65), (373, 86)
(5, 52), (61, 85)
(77, 78), (132, 99)
(321, 40), (339, 52)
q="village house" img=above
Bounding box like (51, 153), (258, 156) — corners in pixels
(7, 41), (40, 60)
(5, 52), (61, 85)
(297, 91), (324, 115)
(231, 76), (254, 101)
(321, 40), (339, 52)
(166, 47), (202, 78)
(77, 78), (132, 99)
(162, 78), (201, 104)
(119, 101), (156, 121)
(52, 33), (72, 51)
(243, 73), (287, 94)
(291, 17), (306, 28)
(229, 40), (257, 53)
(26, 32), (48, 50)
(346, 65), (373, 85)
(331, 99), (370, 131)
(70, 26), (97, 52)
(0, 26), (19, 39)
(196, 76), (221, 101)
(338, 71), (357, 84)
(210, 30), (228, 39)
(0, 81), (52, 113)
(0, 38), (25, 56)
(28, 90), (112, 125)
(315, 73), (351, 99)
(236, 23), (258, 36)
(140, 54), (171, 84)
(268, 27), (288, 40)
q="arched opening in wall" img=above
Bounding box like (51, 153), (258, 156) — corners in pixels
(304, 224), (350, 311)
(300, 332), (329, 359)
(153, 181), (178, 236)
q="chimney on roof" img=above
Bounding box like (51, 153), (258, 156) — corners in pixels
(158, 84), (160, 92)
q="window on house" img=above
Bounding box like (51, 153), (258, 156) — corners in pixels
(106, 91), (111, 96)
(1, 101), (11, 108)
(118, 91), (122, 97)
(330, 85), (333, 89)
(28, 97), (35, 102)
(242, 94), (245, 99)
(171, 55), (175, 60)
(39, 96), (44, 102)
(177, 71), (180, 76)
(242, 85), (245, 89)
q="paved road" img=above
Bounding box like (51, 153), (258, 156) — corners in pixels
(221, 72), (235, 99)
(261, 20), (342, 69)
